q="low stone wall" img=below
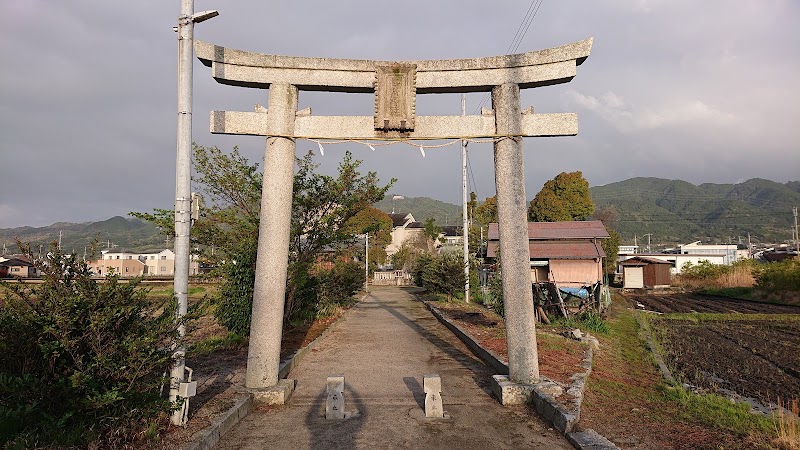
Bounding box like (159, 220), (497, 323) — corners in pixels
(419, 297), (619, 450)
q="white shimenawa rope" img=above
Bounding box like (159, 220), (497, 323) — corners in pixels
(306, 136), (516, 158)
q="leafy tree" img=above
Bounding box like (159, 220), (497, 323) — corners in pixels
(474, 195), (498, 226)
(528, 171), (595, 222)
(423, 217), (443, 247)
(592, 205), (621, 275)
(601, 229), (621, 276)
(133, 145), (393, 333)
(0, 245), (185, 448)
(344, 206), (393, 271)
(412, 252), (466, 301)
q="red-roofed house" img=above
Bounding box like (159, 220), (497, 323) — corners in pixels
(486, 221), (609, 288)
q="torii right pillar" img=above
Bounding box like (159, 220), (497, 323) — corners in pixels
(493, 82), (540, 385)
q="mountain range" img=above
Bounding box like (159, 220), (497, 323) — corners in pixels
(589, 177), (800, 245)
(2, 178), (798, 254)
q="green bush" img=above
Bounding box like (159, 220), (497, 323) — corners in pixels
(213, 238), (258, 336)
(0, 248), (182, 448)
(755, 259), (800, 292)
(680, 260), (731, 280)
(414, 252), (466, 301)
(319, 260), (364, 303)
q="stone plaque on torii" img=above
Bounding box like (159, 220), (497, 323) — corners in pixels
(195, 38), (592, 397)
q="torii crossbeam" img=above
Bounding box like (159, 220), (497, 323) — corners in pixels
(195, 38), (593, 398)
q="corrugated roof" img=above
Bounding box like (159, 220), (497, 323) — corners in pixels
(620, 256), (674, 266)
(487, 221), (609, 240)
(487, 240), (605, 259)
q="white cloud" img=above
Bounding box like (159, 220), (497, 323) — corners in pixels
(566, 90), (736, 132)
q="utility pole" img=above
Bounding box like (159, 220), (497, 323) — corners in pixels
(58, 230), (62, 250)
(170, 0), (218, 426)
(643, 233), (652, 253)
(462, 93), (470, 303)
(794, 207), (799, 253)
(365, 233), (369, 293)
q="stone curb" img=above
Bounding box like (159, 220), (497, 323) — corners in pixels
(181, 394), (252, 450)
(181, 292), (369, 449)
(419, 297), (619, 450)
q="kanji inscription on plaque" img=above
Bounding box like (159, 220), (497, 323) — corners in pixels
(374, 63), (416, 131)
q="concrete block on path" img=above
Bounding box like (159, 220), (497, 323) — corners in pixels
(326, 375), (346, 420)
(423, 374), (444, 418)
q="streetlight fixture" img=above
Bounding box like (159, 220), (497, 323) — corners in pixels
(170, 0), (218, 427)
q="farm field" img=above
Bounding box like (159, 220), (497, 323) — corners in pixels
(633, 293), (800, 409)
(629, 292), (800, 314)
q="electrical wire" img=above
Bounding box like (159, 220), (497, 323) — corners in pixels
(474, 0), (545, 115)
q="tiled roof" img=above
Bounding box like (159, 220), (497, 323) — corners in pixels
(441, 225), (462, 236)
(487, 240), (605, 259)
(388, 213), (413, 228)
(487, 221), (609, 240)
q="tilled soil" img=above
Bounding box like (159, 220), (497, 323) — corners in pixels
(629, 292), (800, 314)
(654, 319), (800, 406)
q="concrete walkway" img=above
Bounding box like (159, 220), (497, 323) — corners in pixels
(215, 286), (571, 449)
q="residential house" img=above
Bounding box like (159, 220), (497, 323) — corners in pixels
(438, 225), (464, 254)
(386, 213), (425, 256)
(0, 257), (39, 278)
(87, 249), (197, 277)
(487, 221), (609, 288)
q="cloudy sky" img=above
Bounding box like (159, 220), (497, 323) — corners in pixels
(1, 0), (798, 228)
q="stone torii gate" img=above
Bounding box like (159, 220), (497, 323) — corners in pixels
(195, 38), (592, 399)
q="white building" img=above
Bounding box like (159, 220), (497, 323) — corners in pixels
(88, 249), (199, 277)
(618, 241), (746, 274)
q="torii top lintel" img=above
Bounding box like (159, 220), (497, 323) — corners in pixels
(195, 39), (592, 139)
(195, 38), (592, 94)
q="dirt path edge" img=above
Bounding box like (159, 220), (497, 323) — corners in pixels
(419, 296), (620, 450)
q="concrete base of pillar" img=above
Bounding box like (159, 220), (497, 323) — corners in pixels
(242, 379), (296, 405)
(491, 375), (564, 404)
(492, 375), (581, 433)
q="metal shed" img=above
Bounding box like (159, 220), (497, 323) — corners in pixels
(620, 256), (673, 289)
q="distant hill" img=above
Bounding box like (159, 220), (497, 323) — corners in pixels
(4, 178), (797, 255)
(1, 216), (165, 256)
(374, 195), (462, 226)
(590, 178), (800, 245)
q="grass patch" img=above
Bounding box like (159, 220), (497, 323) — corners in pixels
(582, 294), (781, 448)
(661, 384), (775, 436)
(188, 286), (207, 296)
(537, 332), (582, 353)
(552, 310), (611, 334)
(189, 332), (247, 357)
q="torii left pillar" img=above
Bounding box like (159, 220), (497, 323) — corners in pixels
(246, 83), (297, 391)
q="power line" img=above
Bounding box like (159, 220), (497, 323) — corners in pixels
(474, 0), (544, 115)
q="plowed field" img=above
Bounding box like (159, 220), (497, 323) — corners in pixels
(634, 293), (800, 407)
(629, 292), (800, 314)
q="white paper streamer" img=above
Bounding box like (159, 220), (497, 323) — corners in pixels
(419, 146), (425, 158)
(317, 142), (325, 156)
(368, 144), (376, 152)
